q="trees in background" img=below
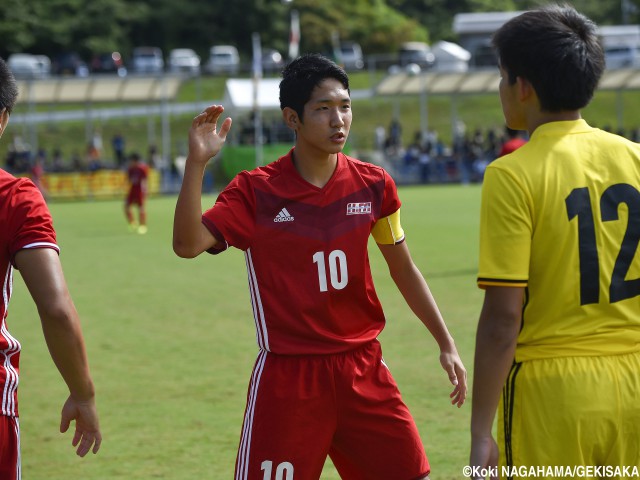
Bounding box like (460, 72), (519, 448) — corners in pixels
(0, 0), (636, 62)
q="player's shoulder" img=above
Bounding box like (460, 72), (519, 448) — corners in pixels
(0, 169), (39, 196)
(239, 151), (293, 183)
(597, 127), (640, 150)
(341, 153), (391, 180)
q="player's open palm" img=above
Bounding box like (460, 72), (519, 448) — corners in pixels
(188, 105), (233, 164)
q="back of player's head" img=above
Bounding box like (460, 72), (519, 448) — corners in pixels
(279, 53), (350, 121)
(129, 152), (141, 162)
(0, 57), (18, 116)
(492, 4), (604, 112)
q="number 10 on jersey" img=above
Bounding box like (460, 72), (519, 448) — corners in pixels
(313, 250), (349, 292)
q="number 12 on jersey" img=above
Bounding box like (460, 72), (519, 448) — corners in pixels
(565, 183), (640, 305)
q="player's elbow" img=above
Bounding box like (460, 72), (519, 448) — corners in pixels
(173, 239), (199, 259)
(38, 298), (78, 328)
(476, 309), (521, 353)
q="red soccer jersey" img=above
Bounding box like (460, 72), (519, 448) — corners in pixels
(202, 150), (402, 355)
(128, 163), (149, 191)
(0, 169), (58, 417)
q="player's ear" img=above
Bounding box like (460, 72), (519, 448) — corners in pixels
(516, 76), (534, 102)
(0, 108), (8, 139)
(282, 107), (300, 130)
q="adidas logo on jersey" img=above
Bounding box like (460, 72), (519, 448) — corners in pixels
(274, 207), (294, 222)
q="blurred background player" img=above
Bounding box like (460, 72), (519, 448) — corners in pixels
(125, 152), (149, 234)
(0, 57), (101, 479)
(470, 5), (640, 476)
(173, 53), (466, 480)
(497, 126), (527, 157)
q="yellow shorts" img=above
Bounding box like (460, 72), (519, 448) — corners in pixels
(498, 352), (640, 479)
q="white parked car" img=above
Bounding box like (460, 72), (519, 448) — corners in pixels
(132, 47), (164, 74)
(398, 42), (436, 69)
(604, 45), (640, 69)
(205, 45), (239, 75)
(340, 42), (364, 70)
(7, 53), (51, 79)
(261, 48), (284, 74)
(168, 48), (201, 75)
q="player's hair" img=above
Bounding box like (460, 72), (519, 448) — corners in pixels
(492, 4), (604, 112)
(129, 152), (141, 162)
(279, 53), (349, 121)
(0, 57), (18, 115)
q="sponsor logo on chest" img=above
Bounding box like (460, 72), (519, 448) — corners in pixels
(346, 202), (372, 215)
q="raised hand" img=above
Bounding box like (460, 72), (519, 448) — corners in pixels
(187, 105), (233, 165)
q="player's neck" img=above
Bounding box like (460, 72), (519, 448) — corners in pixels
(526, 109), (581, 136)
(291, 147), (338, 189)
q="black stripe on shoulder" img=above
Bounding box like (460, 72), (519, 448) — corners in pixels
(477, 277), (528, 284)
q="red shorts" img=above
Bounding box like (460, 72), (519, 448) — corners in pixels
(126, 187), (145, 207)
(0, 416), (20, 480)
(234, 340), (430, 480)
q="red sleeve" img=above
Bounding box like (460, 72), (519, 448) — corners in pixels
(201, 171), (256, 252)
(8, 179), (58, 266)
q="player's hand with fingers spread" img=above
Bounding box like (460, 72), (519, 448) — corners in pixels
(440, 348), (467, 407)
(60, 395), (102, 457)
(188, 104), (233, 165)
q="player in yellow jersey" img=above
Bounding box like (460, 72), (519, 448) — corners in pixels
(470, 5), (640, 478)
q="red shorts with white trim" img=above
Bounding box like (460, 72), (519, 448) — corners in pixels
(234, 340), (430, 480)
(0, 416), (20, 480)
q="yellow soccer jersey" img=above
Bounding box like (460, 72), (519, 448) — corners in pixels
(478, 119), (640, 361)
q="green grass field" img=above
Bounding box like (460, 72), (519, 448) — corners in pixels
(9, 184), (483, 479)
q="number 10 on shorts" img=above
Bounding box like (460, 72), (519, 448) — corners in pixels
(261, 460), (294, 479)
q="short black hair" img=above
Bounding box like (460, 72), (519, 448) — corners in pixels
(492, 4), (604, 112)
(0, 58), (19, 115)
(129, 152), (141, 162)
(279, 53), (349, 121)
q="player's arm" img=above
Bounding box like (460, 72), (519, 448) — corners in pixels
(173, 105), (232, 258)
(469, 286), (523, 472)
(377, 233), (467, 407)
(14, 248), (101, 457)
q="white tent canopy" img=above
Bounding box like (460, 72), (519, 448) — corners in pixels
(222, 78), (281, 112)
(432, 41), (471, 72)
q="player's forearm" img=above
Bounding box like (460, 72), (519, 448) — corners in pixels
(173, 158), (208, 256)
(470, 306), (519, 437)
(14, 249), (96, 400)
(40, 302), (96, 401)
(391, 262), (456, 351)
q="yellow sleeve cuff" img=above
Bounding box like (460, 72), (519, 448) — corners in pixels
(372, 209), (405, 245)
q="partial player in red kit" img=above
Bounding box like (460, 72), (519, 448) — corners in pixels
(125, 152), (149, 234)
(0, 57), (101, 480)
(173, 54), (467, 480)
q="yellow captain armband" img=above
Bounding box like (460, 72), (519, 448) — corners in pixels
(371, 209), (405, 245)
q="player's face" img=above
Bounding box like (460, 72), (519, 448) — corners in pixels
(498, 65), (526, 131)
(296, 78), (352, 155)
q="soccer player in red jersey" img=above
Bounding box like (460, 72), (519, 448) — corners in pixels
(497, 127), (527, 157)
(0, 57), (101, 479)
(174, 53), (466, 480)
(125, 152), (149, 234)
